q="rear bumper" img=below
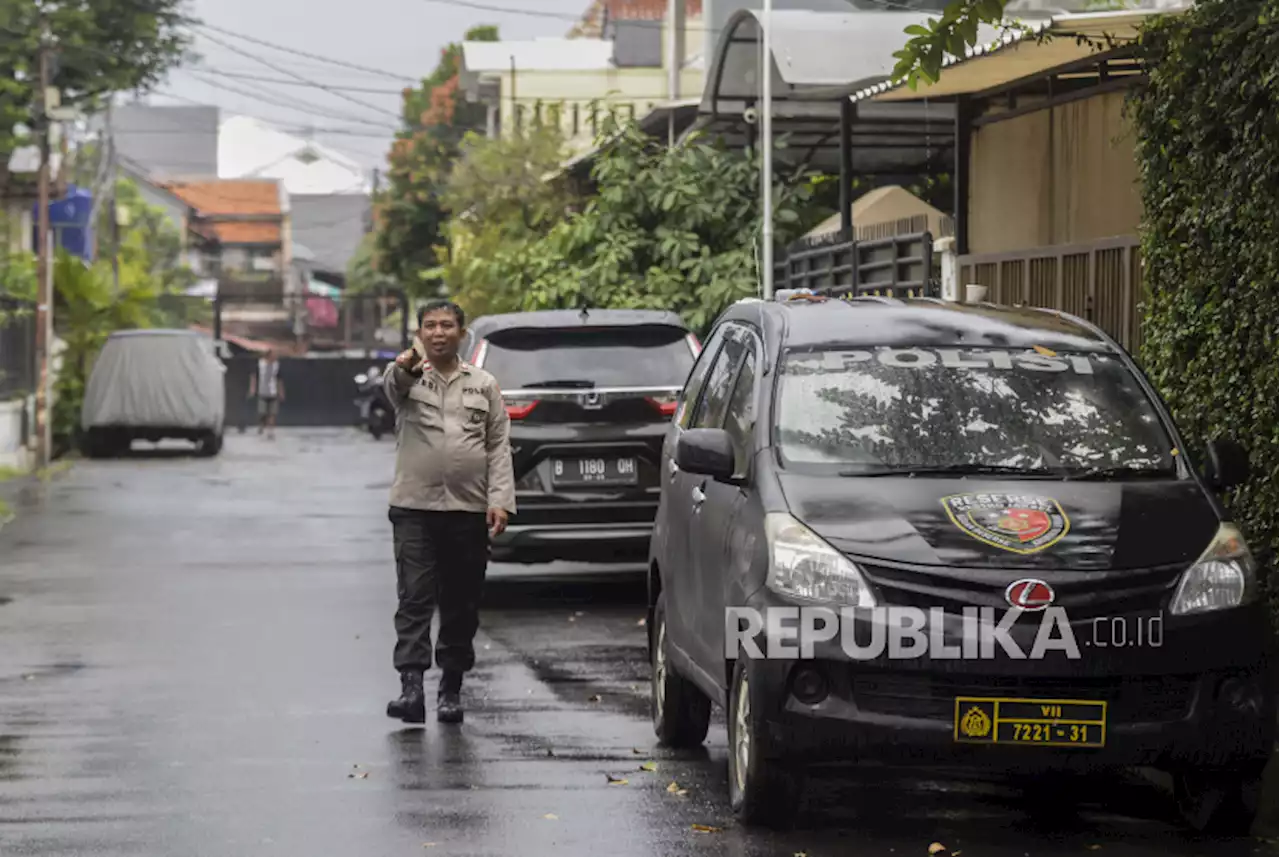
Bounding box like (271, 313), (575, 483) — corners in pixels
(492, 521), (653, 562)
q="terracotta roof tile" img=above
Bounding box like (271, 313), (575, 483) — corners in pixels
(607, 0), (701, 20)
(211, 221), (282, 245)
(162, 179), (282, 216)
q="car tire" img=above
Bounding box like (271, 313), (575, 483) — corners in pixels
(650, 593), (711, 748)
(1174, 768), (1263, 836)
(197, 431), (223, 457)
(727, 657), (804, 829)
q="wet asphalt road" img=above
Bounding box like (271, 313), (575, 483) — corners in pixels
(0, 429), (1270, 856)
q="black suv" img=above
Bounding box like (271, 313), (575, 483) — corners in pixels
(646, 294), (1274, 832)
(467, 308), (700, 564)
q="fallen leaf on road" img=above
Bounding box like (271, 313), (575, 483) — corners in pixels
(795, 852), (808, 857)
(632, 748), (644, 754)
(348, 772), (369, 779)
(22, 675), (34, 681)
(606, 775), (630, 786)
(575, 611), (585, 617)
(667, 781), (681, 793)
(636, 617), (646, 626)
(544, 813), (558, 820)
(568, 616), (577, 623)
(691, 824), (722, 834)
(639, 762), (657, 772)
(1033, 344), (1057, 357)
(588, 694), (602, 703)
(422, 844), (437, 849)
(545, 747), (555, 757)
(928, 844), (948, 856)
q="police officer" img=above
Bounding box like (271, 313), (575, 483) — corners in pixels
(383, 299), (515, 724)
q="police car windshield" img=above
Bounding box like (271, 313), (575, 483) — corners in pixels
(775, 346), (1178, 478)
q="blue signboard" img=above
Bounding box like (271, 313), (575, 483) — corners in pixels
(33, 184), (94, 261)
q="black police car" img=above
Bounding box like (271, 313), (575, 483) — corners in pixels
(466, 308), (700, 564)
(646, 294), (1274, 832)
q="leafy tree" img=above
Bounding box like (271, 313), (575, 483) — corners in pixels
(0, 0), (189, 156)
(480, 118), (824, 335)
(373, 24), (499, 293)
(438, 125), (575, 318)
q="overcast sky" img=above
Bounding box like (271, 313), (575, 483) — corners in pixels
(150, 0), (591, 172)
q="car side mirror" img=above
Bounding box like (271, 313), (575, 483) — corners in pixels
(1205, 437), (1250, 489)
(676, 428), (737, 483)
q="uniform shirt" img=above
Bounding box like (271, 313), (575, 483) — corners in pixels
(384, 359), (516, 515)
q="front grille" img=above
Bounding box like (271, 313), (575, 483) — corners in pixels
(849, 671), (1197, 724)
(857, 562), (1182, 620)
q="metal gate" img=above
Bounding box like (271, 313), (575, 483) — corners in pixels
(774, 229), (937, 298)
(225, 354), (390, 429)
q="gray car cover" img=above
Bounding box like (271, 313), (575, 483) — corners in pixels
(81, 331), (226, 431)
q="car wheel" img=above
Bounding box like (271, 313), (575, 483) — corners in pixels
(197, 431), (223, 457)
(727, 657), (804, 829)
(1174, 768), (1262, 835)
(650, 593), (711, 747)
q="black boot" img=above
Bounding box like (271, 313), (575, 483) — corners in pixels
(387, 669), (425, 723)
(437, 670), (464, 724)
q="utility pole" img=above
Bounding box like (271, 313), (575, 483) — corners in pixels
(667, 0), (685, 147)
(33, 21), (53, 468)
(106, 100), (119, 294)
(760, 0), (774, 299)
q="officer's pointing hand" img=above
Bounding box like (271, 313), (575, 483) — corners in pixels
(395, 348), (421, 372)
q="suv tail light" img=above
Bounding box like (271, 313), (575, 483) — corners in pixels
(505, 399), (538, 420)
(685, 332), (701, 356)
(470, 339), (489, 366)
(646, 395), (678, 417)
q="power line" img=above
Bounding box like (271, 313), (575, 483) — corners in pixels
(191, 22), (418, 82)
(188, 67), (410, 95)
(192, 27), (403, 122)
(181, 69), (399, 130)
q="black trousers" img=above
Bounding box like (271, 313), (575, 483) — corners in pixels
(389, 507), (489, 674)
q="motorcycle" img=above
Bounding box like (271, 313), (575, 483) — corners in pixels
(353, 364), (396, 439)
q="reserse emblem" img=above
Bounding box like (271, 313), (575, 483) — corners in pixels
(940, 493), (1070, 554)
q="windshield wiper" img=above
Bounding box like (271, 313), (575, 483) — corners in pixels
(1063, 466), (1175, 481)
(839, 464), (1063, 478)
(519, 379), (595, 389)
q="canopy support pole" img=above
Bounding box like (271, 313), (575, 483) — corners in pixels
(760, 0), (774, 300)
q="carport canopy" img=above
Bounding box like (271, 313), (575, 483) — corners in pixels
(693, 9), (1005, 177)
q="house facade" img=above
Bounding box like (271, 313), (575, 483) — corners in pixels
(460, 0), (705, 154)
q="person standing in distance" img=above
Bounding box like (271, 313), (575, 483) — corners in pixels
(248, 348), (284, 439)
(382, 300), (515, 724)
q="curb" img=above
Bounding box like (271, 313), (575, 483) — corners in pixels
(0, 460), (75, 531)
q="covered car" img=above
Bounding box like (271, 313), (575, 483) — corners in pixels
(81, 329), (227, 457)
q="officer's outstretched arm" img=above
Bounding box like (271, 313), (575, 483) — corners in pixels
(484, 383), (517, 515)
(384, 361), (415, 408)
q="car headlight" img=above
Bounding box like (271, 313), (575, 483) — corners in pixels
(764, 512), (877, 607)
(1169, 523), (1257, 616)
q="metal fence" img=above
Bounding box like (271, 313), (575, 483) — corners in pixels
(0, 297), (35, 401)
(774, 229), (938, 299)
(959, 236), (1143, 352)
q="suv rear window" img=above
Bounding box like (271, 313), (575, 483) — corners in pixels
(775, 346), (1178, 478)
(479, 325), (696, 389)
